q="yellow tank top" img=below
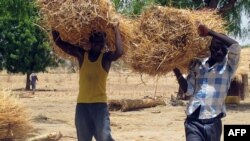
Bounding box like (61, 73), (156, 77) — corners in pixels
(77, 52), (108, 103)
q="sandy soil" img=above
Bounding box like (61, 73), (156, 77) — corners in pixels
(1, 71), (250, 141)
(0, 48), (249, 141)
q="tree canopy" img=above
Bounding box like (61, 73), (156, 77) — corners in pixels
(0, 0), (58, 89)
(112, 0), (250, 38)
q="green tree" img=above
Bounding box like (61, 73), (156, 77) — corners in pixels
(155, 0), (250, 38)
(0, 0), (58, 90)
(155, 0), (204, 8)
(112, 0), (250, 38)
(112, 0), (155, 15)
(220, 0), (250, 37)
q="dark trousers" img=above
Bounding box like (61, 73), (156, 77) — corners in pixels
(185, 117), (222, 141)
(75, 103), (114, 141)
(185, 106), (223, 141)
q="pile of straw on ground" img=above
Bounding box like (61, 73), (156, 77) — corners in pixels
(125, 6), (226, 76)
(0, 92), (32, 140)
(38, 0), (137, 60)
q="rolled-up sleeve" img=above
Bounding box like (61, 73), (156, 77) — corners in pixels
(227, 43), (241, 74)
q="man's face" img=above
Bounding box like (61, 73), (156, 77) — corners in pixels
(89, 32), (106, 52)
(91, 42), (105, 52)
(210, 38), (228, 63)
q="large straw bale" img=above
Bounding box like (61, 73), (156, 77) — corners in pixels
(37, 0), (137, 60)
(38, 0), (114, 45)
(0, 92), (32, 140)
(125, 6), (226, 76)
(38, 0), (226, 76)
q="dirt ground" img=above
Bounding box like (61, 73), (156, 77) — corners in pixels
(0, 48), (250, 141)
(1, 71), (250, 141)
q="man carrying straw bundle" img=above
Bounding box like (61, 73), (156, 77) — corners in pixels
(173, 23), (240, 141)
(52, 23), (123, 141)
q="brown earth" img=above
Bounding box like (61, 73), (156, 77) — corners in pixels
(0, 48), (249, 141)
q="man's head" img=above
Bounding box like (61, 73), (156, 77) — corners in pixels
(209, 38), (228, 63)
(89, 32), (106, 52)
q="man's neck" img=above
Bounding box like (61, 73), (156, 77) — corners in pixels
(89, 50), (101, 57)
(207, 58), (216, 68)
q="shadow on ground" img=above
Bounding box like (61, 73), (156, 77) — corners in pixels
(12, 88), (68, 92)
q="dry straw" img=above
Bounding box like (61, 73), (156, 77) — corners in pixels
(0, 92), (32, 140)
(125, 6), (226, 76)
(37, 0), (137, 60)
(38, 0), (226, 76)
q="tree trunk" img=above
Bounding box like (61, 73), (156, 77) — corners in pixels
(109, 98), (166, 112)
(25, 73), (31, 90)
(207, 0), (219, 8)
(219, 0), (237, 15)
(204, 0), (237, 16)
(27, 132), (62, 141)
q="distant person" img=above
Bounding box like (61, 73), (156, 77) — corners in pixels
(173, 23), (240, 141)
(52, 23), (123, 141)
(30, 73), (38, 94)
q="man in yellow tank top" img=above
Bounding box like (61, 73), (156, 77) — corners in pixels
(52, 23), (123, 141)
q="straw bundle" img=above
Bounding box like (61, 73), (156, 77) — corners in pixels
(38, 0), (114, 46)
(38, 0), (226, 76)
(125, 6), (226, 76)
(0, 92), (32, 140)
(38, 0), (138, 60)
